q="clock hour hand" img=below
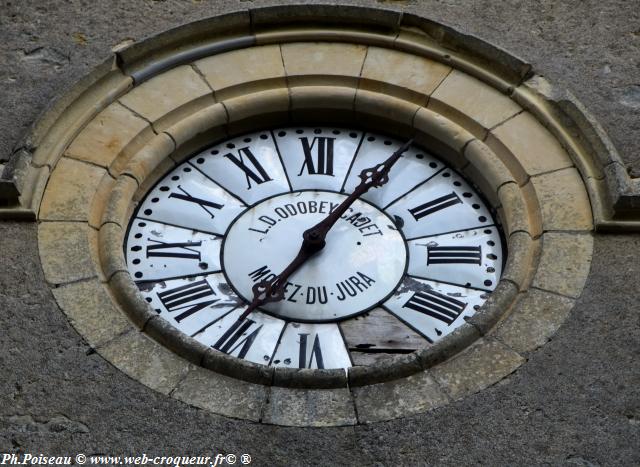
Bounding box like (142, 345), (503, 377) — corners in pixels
(238, 138), (414, 321)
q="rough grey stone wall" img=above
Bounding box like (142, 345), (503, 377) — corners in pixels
(1, 1), (638, 465)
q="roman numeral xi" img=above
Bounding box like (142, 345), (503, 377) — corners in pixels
(224, 147), (271, 189)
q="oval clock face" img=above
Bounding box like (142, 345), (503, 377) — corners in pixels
(124, 127), (504, 369)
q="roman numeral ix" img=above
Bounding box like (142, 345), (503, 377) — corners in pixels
(298, 137), (335, 176)
(402, 290), (467, 325)
(146, 239), (202, 260)
(168, 185), (224, 218)
(409, 192), (462, 221)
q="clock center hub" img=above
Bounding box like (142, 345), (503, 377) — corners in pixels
(222, 190), (407, 322)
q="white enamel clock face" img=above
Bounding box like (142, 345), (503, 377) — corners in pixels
(125, 127), (504, 370)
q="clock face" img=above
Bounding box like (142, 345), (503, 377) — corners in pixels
(124, 127), (504, 370)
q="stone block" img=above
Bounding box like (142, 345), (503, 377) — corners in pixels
(530, 168), (593, 231)
(360, 46), (451, 104)
(498, 181), (543, 237)
(195, 45), (286, 101)
(38, 222), (95, 285)
(100, 330), (193, 395)
(52, 279), (133, 347)
(431, 338), (524, 400)
(172, 366), (267, 422)
(429, 70), (522, 139)
(490, 111), (574, 177)
(119, 65), (214, 131)
(39, 158), (106, 221)
(495, 288), (575, 353)
(282, 42), (367, 87)
(463, 139), (517, 207)
(353, 371), (449, 423)
(65, 102), (152, 169)
(532, 232), (593, 298)
(262, 387), (356, 427)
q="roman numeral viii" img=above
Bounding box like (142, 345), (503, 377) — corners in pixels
(402, 290), (467, 325)
(409, 192), (462, 221)
(298, 333), (325, 369)
(168, 185), (224, 218)
(298, 137), (335, 176)
(157, 279), (218, 322)
(146, 239), (202, 260)
(224, 147), (271, 189)
(427, 245), (482, 265)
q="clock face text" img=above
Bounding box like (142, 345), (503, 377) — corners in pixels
(125, 127), (504, 369)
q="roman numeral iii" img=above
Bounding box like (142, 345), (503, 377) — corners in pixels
(224, 147), (272, 189)
(409, 192), (462, 220)
(402, 290), (467, 325)
(298, 137), (335, 176)
(427, 245), (482, 265)
(157, 279), (218, 322)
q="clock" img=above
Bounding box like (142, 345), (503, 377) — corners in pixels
(124, 127), (503, 369)
(30, 5), (600, 426)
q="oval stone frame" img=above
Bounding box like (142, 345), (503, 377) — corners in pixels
(26, 6), (606, 426)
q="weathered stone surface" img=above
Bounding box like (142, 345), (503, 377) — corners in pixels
(355, 90), (420, 125)
(501, 231), (540, 290)
(195, 45), (285, 100)
(263, 387), (356, 427)
(498, 181), (543, 237)
(281, 42), (367, 86)
(39, 157), (106, 221)
(495, 288), (575, 353)
(52, 279), (132, 347)
(489, 111), (574, 177)
(533, 232), (594, 298)
(360, 46), (451, 104)
(99, 330), (192, 395)
(353, 371), (449, 424)
(531, 168), (593, 231)
(100, 174), (138, 226)
(119, 65), (213, 130)
(65, 102), (152, 169)
(38, 221), (95, 285)
(122, 133), (175, 186)
(172, 366), (267, 422)
(429, 70), (522, 138)
(463, 139), (517, 207)
(224, 88), (289, 123)
(431, 338), (524, 400)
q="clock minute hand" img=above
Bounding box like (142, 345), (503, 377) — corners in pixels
(238, 138), (414, 321)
